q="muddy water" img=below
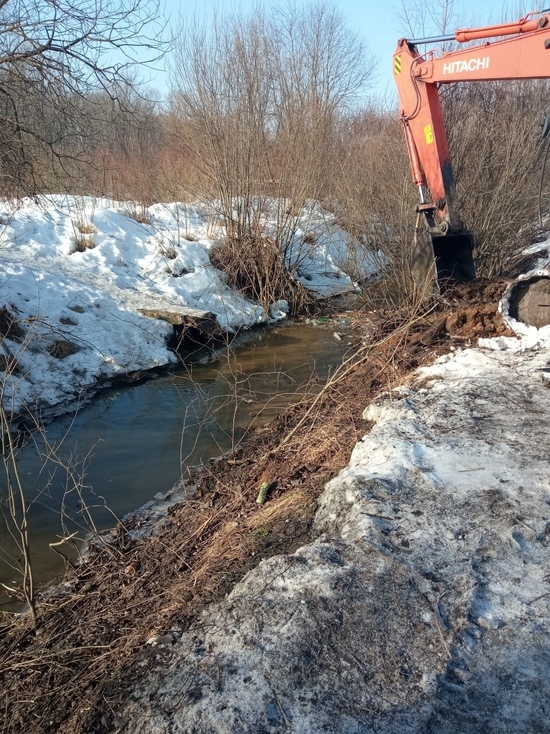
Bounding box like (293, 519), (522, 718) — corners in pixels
(0, 324), (351, 610)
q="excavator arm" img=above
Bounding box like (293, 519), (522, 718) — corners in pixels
(393, 10), (550, 285)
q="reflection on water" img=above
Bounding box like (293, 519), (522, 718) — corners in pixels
(0, 324), (350, 608)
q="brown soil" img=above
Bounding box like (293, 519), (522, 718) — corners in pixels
(0, 304), (23, 342)
(442, 277), (515, 339)
(0, 279), (515, 734)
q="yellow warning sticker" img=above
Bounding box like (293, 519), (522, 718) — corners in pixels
(394, 55), (401, 75)
(424, 124), (434, 144)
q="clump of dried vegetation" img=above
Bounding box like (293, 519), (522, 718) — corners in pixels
(72, 235), (95, 253)
(209, 235), (314, 316)
(48, 339), (79, 359)
(0, 305), (23, 342)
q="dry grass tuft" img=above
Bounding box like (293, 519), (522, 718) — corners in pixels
(48, 340), (79, 359)
(210, 235), (314, 316)
(72, 236), (95, 253)
(77, 222), (96, 235)
(124, 204), (152, 225)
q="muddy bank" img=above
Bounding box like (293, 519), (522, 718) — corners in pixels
(0, 281), (522, 733)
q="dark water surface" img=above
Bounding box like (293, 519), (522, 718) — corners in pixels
(0, 323), (350, 610)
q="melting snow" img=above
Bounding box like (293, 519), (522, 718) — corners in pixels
(0, 196), (379, 417)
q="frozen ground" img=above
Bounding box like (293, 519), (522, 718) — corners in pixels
(0, 196), (379, 418)
(118, 276), (550, 733)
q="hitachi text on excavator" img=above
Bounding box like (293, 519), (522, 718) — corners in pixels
(393, 9), (550, 287)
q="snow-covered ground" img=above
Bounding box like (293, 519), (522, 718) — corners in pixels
(0, 196), (380, 418)
(118, 265), (550, 732)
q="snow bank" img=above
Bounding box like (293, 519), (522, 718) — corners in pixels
(0, 196), (376, 416)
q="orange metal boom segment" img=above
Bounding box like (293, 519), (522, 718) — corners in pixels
(454, 11), (548, 43)
(393, 11), (550, 284)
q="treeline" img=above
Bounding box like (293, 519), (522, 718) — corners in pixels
(1, 0), (549, 296)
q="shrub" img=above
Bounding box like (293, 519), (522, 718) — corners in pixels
(72, 236), (95, 253)
(210, 235), (313, 316)
(443, 80), (550, 278)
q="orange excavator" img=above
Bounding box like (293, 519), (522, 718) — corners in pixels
(394, 9), (550, 286)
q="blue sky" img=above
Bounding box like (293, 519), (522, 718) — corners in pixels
(148, 1), (541, 100)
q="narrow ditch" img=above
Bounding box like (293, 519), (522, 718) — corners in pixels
(0, 322), (351, 611)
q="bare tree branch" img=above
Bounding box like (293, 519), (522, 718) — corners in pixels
(0, 0), (166, 195)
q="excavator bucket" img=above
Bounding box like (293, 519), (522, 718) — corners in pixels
(411, 230), (476, 288)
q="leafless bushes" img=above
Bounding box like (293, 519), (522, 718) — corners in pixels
(1, 405), (36, 623)
(329, 109), (418, 307)
(444, 80), (550, 278)
(91, 65), (550, 305)
(0, 0), (165, 196)
(327, 79), (550, 306)
(168, 4), (373, 302)
(210, 235), (313, 316)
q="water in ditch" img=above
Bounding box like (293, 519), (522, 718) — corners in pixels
(0, 323), (351, 610)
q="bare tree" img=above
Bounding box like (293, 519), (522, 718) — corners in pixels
(267, 3), (373, 246)
(395, 0), (460, 41)
(443, 79), (550, 277)
(168, 3), (375, 311)
(169, 10), (274, 239)
(0, 0), (165, 194)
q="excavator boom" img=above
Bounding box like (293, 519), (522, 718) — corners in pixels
(394, 10), (550, 286)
